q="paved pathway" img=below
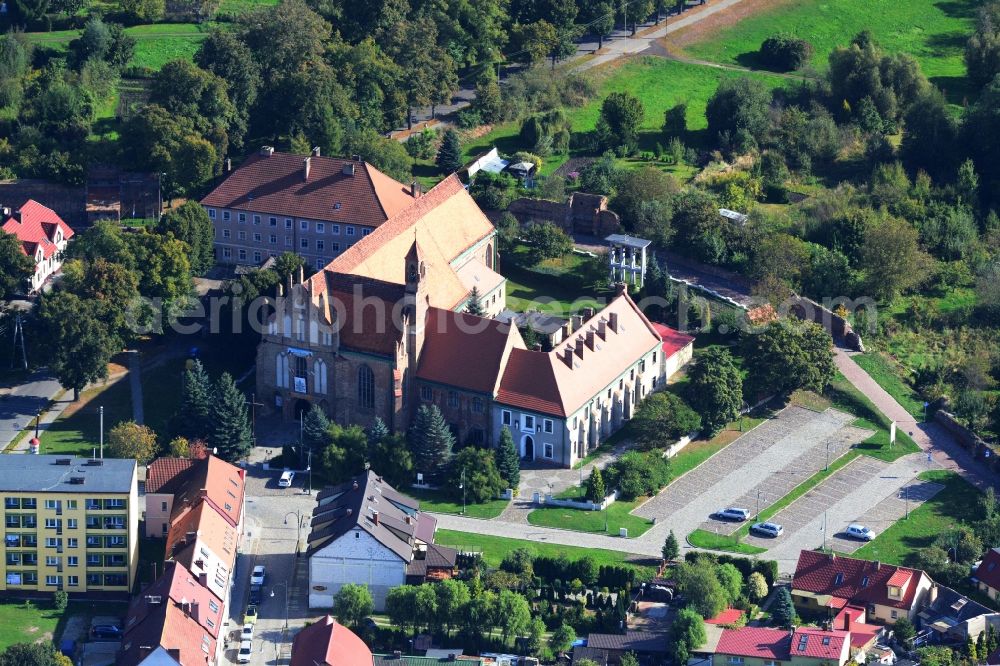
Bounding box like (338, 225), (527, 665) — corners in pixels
(0, 372), (62, 451)
(129, 351), (144, 425)
(834, 348), (995, 491)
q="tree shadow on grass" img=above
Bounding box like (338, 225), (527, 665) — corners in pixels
(933, 0), (984, 20)
(930, 75), (974, 106)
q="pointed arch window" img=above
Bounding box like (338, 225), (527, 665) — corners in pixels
(358, 365), (375, 409)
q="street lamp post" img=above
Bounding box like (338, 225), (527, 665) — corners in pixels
(460, 468), (466, 515)
(284, 511), (305, 555)
(756, 490), (763, 520)
(825, 441), (830, 471)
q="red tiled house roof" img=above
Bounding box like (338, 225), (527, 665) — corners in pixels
(118, 600), (217, 666)
(792, 551), (926, 611)
(650, 322), (695, 356)
(200, 151), (415, 227)
(168, 456), (246, 528)
(145, 458), (195, 494)
(974, 548), (1000, 591)
(1, 200), (74, 259)
(123, 561), (224, 640)
(715, 627), (849, 662)
(290, 616), (373, 666)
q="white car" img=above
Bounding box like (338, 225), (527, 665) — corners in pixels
(240, 623), (254, 641)
(846, 524), (876, 541)
(250, 565), (265, 586)
(750, 522), (784, 538)
(715, 507), (750, 522)
(278, 470), (295, 487)
(237, 640), (253, 663)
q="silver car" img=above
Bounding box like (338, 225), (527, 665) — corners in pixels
(846, 524), (876, 541)
(715, 507), (750, 521)
(750, 522), (783, 538)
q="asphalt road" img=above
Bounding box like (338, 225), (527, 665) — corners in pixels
(0, 372), (62, 450)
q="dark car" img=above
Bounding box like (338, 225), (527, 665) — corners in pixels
(91, 625), (123, 640)
(249, 584), (262, 605)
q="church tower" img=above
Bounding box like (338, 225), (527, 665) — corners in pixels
(402, 239), (429, 416)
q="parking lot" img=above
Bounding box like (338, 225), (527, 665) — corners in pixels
(756, 452), (941, 564)
(636, 406), (867, 545)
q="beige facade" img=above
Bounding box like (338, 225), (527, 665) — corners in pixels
(0, 457), (138, 596)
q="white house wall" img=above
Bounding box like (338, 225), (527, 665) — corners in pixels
(309, 528), (406, 611)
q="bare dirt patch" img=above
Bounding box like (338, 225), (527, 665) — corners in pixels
(659, 0), (799, 52)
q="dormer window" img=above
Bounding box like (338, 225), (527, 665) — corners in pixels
(834, 573), (844, 585)
(888, 585), (901, 599)
(861, 576), (869, 588)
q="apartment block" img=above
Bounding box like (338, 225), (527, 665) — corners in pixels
(0, 456), (138, 596)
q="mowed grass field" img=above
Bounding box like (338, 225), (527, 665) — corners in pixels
(25, 22), (214, 70)
(680, 0), (978, 98)
(462, 57), (790, 175)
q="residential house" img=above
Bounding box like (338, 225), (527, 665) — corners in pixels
(143, 456), (245, 539)
(120, 561), (225, 665)
(585, 631), (668, 665)
(973, 548), (1000, 601)
(290, 615), (372, 666)
(791, 551), (933, 623)
(306, 470), (457, 610)
(201, 147), (418, 269)
(0, 455), (137, 595)
(915, 582), (996, 644)
(1, 200), (74, 292)
(712, 627), (851, 666)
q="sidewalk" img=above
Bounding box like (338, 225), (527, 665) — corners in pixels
(834, 347), (995, 491)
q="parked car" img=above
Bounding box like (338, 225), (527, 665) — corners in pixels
(91, 625), (123, 640)
(845, 524), (876, 541)
(714, 507), (750, 522)
(237, 640), (253, 663)
(750, 522), (784, 538)
(250, 565), (266, 585)
(249, 584), (262, 605)
(241, 623), (254, 641)
(278, 470), (295, 487)
(243, 605), (258, 625)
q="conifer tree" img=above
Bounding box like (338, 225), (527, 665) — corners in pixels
(210, 372), (253, 462)
(302, 403), (331, 452)
(771, 586), (796, 627)
(586, 468), (606, 503)
(436, 128), (463, 174)
(495, 426), (520, 489)
(466, 286), (485, 316)
(177, 359), (212, 440)
(662, 530), (679, 561)
(408, 404), (454, 483)
(367, 417), (390, 445)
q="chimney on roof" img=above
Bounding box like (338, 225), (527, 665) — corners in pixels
(561, 348), (574, 369)
(585, 330), (595, 350)
(405, 515), (412, 525)
(615, 282), (628, 296)
(224, 158), (232, 172)
(410, 181), (420, 198)
(584, 307), (595, 321)
(393, 651), (402, 659)
(343, 162), (356, 176)
(298, 265), (305, 284)
(608, 312), (619, 332)
(198, 572), (207, 586)
(876, 561), (880, 570)
(571, 314), (583, 332)
(597, 318), (607, 339)
(1, 207), (10, 219)
(929, 584), (939, 604)
(353, 481), (359, 490)
(12, 209), (20, 222)
(312, 146), (321, 157)
(260, 146), (274, 157)
(352, 154), (361, 162)
(303, 156), (312, 181)
(533, 343), (542, 352)
(372, 510), (379, 526)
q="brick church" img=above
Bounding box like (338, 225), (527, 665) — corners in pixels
(219, 153), (693, 468)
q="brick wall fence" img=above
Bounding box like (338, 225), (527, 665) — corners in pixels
(507, 192), (622, 237)
(934, 409), (999, 468)
(784, 295), (865, 351)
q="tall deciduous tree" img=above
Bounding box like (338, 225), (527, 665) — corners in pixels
(742, 321), (835, 398)
(210, 372), (253, 462)
(596, 91), (644, 151)
(39, 292), (116, 401)
(630, 392), (701, 447)
(157, 202), (215, 276)
(746, 571), (769, 602)
(588, 2), (615, 49)
(0, 231), (34, 299)
(497, 589), (532, 643)
(857, 213), (932, 300)
(408, 404), (454, 483)
(448, 447), (504, 503)
(706, 76), (772, 152)
(966, 1), (1000, 90)
(687, 347), (743, 436)
(676, 560), (728, 619)
(107, 421), (158, 464)
(333, 583), (374, 629)
(495, 426), (520, 489)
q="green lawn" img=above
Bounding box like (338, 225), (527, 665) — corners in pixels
(824, 373), (921, 461)
(462, 58), (790, 178)
(681, 0), (976, 96)
(851, 352), (926, 420)
(0, 599), (125, 651)
(25, 22), (213, 70)
(527, 498), (653, 537)
(218, 0), (278, 15)
(687, 529), (766, 554)
(502, 244), (604, 316)
(853, 470), (982, 566)
(405, 487), (509, 519)
(434, 529), (657, 578)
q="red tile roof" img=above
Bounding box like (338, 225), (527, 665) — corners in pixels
(793, 550), (926, 611)
(887, 569), (912, 587)
(974, 548), (1000, 591)
(119, 598), (216, 666)
(705, 608), (743, 625)
(200, 151), (415, 227)
(123, 561), (224, 640)
(1, 200), (74, 260)
(496, 347), (565, 417)
(146, 458), (195, 494)
(169, 455), (246, 528)
(291, 615), (373, 666)
(716, 627), (848, 662)
(715, 627), (789, 660)
(650, 322), (695, 357)
(417, 308), (524, 395)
